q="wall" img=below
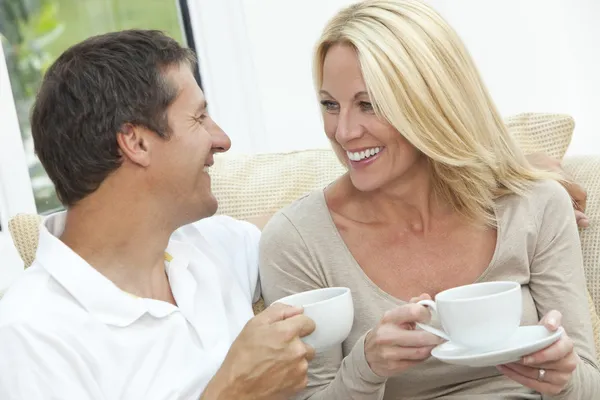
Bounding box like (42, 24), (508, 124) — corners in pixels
(190, 0), (600, 155)
(427, 0), (600, 156)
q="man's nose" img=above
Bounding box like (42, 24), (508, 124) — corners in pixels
(211, 123), (231, 154)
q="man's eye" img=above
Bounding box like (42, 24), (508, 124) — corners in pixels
(194, 114), (207, 124)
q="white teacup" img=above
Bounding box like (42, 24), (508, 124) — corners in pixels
(416, 281), (522, 349)
(275, 287), (354, 352)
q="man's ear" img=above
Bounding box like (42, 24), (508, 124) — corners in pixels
(116, 124), (151, 167)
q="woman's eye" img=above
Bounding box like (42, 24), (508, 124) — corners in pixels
(319, 100), (339, 112)
(359, 101), (374, 112)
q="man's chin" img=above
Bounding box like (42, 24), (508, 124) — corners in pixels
(177, 195), (219, 226)
(199, 195), (219, 219)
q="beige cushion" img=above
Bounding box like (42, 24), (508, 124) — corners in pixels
(563, 155), (600, 355)
(505, 112), (574, 159)
(6, 112), (598, 353)
(563, 156), (600, 305)
(8, 214), (43, 269)
(210, 112), (598, 354)
(213, 113), (575, 221)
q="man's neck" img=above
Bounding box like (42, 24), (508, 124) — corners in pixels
(60, 196), (177, 302)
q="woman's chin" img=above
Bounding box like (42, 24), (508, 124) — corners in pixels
(349, 175), (382, 192)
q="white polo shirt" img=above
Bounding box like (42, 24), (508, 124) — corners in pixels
(0, 212), (261, 400)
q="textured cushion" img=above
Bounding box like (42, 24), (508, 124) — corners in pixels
(210, 112), (598, 353)
(5, 112), (598, 353)
(505, 113), (574, 159)
(212, 149), (345, 221)
(563, 157), (600, 305)
(213, 113), (575, 220)
(562, 155), (600, 355)
(7, 214), (43, 269)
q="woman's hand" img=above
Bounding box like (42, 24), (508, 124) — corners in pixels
(364, 294), (445, 377)
(526, 152), (589, 228)
(497, 310), (580, 396)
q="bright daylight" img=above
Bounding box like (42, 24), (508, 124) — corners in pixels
(0, 0), (598, 399)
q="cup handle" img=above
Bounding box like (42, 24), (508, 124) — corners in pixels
(415, 299), (450, 341)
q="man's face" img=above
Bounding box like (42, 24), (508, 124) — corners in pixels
(149, 64), (231, 223)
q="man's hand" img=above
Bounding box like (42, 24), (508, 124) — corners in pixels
(526, 152), (589, 228)
(202, 303), (316, 400)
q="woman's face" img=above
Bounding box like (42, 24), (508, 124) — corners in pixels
(319, 44), (423, 192)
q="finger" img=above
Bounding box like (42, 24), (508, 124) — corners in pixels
(304, 343), (316, 362)
(499, 363), (571, 386)
(496, 365), (564, 395)
(409, 293), (432, 304)
(374, 323), (445, 347)
(382, 304), (432, 325)
(539, 311), (562, 331)
(522, 334), (573, 366)
(277, 314), (316, 339)
(379, 344), (437, 361)
(575, 210), (590, 228)
(565, 181), (587, 211)
(260, 302), (304, 323)
(517, 355), (579, 372)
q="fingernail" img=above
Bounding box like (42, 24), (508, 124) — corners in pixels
(523, 356), (533, 365)
(547, 317), (557, 328)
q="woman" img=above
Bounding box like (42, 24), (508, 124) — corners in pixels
(258, 0), (599, 399)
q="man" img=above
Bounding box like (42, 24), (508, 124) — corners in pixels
(0, 30), (315, 399)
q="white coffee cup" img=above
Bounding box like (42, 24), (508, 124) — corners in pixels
(275, 287), (354, 352)
(416, 281), (522, 349)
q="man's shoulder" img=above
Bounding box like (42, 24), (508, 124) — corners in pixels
(171, 215), (262, 302)
(172, 215), (261, 254)
(0, 262), (74, 328)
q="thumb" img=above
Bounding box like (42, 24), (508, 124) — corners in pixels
(540, 310), (562, 331)
(258, 302), (304, 324)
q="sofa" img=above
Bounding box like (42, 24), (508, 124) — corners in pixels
(6, 113), (600, 355)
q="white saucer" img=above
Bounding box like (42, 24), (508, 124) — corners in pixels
(431, 326), (564, 368)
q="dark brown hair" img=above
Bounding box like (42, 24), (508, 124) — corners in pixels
(31, 29), (197, 207)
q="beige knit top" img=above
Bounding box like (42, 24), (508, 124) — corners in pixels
(258, 179), (599, 400)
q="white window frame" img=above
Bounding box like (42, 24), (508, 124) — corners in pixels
(186, 0), (268, 154)
(0, 42), (37, 230)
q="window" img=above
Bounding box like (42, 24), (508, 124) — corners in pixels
(0, 0), (189, 214)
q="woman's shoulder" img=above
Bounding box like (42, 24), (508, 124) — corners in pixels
(260, 189), (333, 244)
(497, 179), (574, 225)
(503, 179), (571, 206)
(264, 189), (329, 229)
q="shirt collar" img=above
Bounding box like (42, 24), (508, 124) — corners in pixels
(36, 211), (185, 327)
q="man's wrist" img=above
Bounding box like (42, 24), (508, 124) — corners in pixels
(200, 370), (235, 400)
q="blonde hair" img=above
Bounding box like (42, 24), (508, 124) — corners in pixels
(314, 0), (559, 225)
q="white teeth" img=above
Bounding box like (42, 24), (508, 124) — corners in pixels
(203, 166), (210, 172)
(347, 147), (381, 161)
